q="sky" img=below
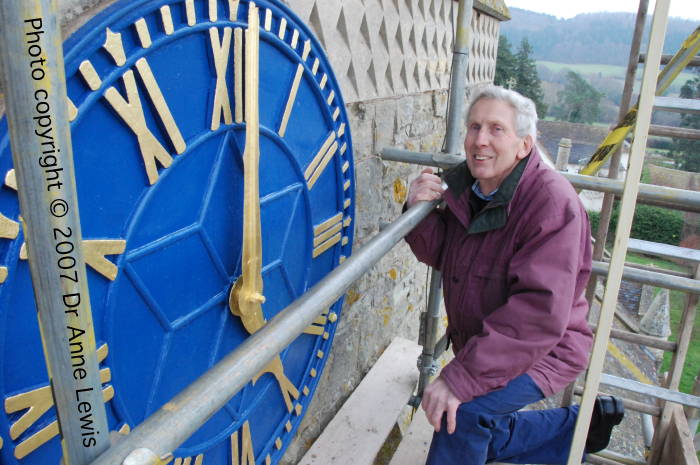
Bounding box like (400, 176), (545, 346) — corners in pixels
(504, 0), (700, 21)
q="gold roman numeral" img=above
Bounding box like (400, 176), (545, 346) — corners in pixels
(79, 28), (186, 185)
(251, 357), (299, 413)
(278, 41), (311, 137)
(304, 132), (338, 190)
(278, 64), (303, 137)
(303, 309), (330, 336)
(5, 344), (113, 459)
(174, 454), (204, 465)
(312, 212), (343, 258)
(233, 27), (244, 124)
(0, 213), (20, 283)
(19, 239), (126, 281)
(210, 27), (234, 130)
(4, 169), (16, 190)
(230, 421), (255, 465)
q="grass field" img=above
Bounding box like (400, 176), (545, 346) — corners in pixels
(625, 252), (698, 395)
(537, 60), (695, 87)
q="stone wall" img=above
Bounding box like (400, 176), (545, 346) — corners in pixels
(281, 0), (502, 103)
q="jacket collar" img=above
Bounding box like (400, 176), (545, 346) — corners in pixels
(444, 147), (537, 234)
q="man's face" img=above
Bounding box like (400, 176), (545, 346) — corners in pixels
(464, 98), (532, 194)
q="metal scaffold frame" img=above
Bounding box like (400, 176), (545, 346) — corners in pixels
(2, 0), (699, 463)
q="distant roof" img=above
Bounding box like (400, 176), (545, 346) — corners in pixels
(474, 0), (511, 21)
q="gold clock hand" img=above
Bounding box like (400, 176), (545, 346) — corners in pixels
(227, 4), (300, 413)
(229, 2), (265, 334)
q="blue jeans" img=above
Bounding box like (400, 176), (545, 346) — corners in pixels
(425, 374), (580, 465)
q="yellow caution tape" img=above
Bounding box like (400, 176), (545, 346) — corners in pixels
(579, 26), (700, 176)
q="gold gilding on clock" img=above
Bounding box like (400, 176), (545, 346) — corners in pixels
(209, 0), (218, 22)
(78, 60), (102, 91)
(301, 40), (311, 61)
(228, 3), (300, 415)
(5, 344), (112, 458)
(160, 6), (174, 35)
(67, 96), (79, 121)
(304, 131), (338, 190)
(264, 8), (272, 31)
(0, 213), (19, 240)
(278, 18), (287, 40)
(97, 32), (187, 185)
(312, 213), (342, 258)
(135, 18), (152, 48)
(230, 421), (254, 465)
(4, 169), (16, 190)
(278, 64), (303, 137)
(290, 29), (299, 49)
(185, 0), (197, 26)
(103, 28), (127, 66)
(302, 310), (328, 336)
(313, 213), (342, 247)
(174, 454), (203, 465)
(234, 28), (244, 124)
(19, 239), (125, 281)
(209, 27), (234, 131)
(83, 239), (127, 280)
(229, 0), (240, 21)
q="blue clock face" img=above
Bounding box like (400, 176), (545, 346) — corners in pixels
(0, 1), (354, 464)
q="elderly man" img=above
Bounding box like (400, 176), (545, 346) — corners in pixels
(405, 86), (624, 464)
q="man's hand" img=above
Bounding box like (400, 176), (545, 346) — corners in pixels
(407, 168), (445, 208)
(422, 377), (461, 434)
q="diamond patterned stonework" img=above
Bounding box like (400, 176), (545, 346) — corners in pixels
(282, 0), (505, 102)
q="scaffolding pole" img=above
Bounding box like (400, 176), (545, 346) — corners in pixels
(380, 148), (700, 214)
(411, 0), (473, 406)
(0, 1), (109, 464)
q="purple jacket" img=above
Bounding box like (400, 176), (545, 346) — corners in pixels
(406, 147), (593, 402)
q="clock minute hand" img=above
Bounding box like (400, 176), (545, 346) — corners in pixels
(229, 2), (265, 334)
(227, 5), (300, 413)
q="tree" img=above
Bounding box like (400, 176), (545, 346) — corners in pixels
(671, 71), (700, 173)
(493, 36), (547, 118)
(494, 36), (517, 88)
(514, 38), (548, 118)
(552, 71), (604, 124)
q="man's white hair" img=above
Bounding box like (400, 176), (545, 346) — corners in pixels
(467, 85), (538, 141)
